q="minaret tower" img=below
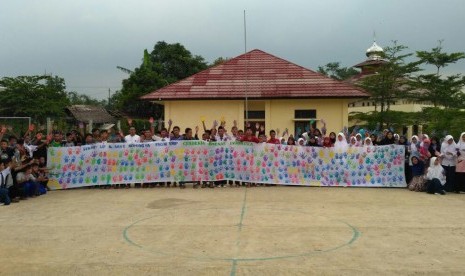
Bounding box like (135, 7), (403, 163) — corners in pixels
(353, 33), (388, 75)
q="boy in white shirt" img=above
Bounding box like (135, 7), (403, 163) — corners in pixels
(0, 159), (16, 206)
(124, 127), (141, 143)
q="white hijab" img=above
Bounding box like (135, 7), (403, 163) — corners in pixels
(363, 137), (375, 152)
(441, 135), (457, 152)
(429, 156), (439, 168)
(355, 133), (363, 146)
(410, 135), (419, 152)
(301, 132), (309, 142)
(457, 132), (465, 160)
(441, 135), (457, 164)
(364, 137), (372, 146)
(297, 138), (305, 147)
(420, 138), (429, 149)
(349, 136), (356, 146)
(334, 132), (348, 151)
(457, 132), (465, 149)
(427, 157), (446, 184)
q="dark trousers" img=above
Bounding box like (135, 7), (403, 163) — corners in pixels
(19, 181), (39, 197)
(0, 187), (10, 205)
(456, 172), (465, 192)
(22, 181), (34, 197)
(426, 179), (444, 194)
(9, 184), (20, 199)
(442, 165), (456, 192)
(405, 163), (412, 184)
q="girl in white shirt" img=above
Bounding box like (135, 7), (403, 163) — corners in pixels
(425, 157), (446, 195)
(440, 135), (457, 192)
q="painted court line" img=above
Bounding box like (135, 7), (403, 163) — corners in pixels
(230, 188), (249, 275)
(122, 208), (361, 262)
(122, 192), (361, 276)
(237, 188), (248, 231)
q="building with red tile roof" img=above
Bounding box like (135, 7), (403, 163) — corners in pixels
(141, 49), (369, 137)
(142, 49), (368, 101)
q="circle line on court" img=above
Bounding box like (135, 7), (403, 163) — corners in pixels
(122, 207), (361, 262)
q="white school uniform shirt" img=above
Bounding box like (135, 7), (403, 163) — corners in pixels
(124, 134), (141, 144)
(426, 157), (446, 184)
(215, 135), (231, 142)
(25, 144), (38, 158)
(0, 167), (13, 188)
(440, 135), (457, 167)
(16, 171), (32, 184)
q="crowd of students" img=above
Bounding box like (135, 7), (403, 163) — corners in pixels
(406, 133), (465, 195)
(0, 132), (49, 206)
(1, 118), (464, 206)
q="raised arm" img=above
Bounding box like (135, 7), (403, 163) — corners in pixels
(202, 119), (207, 133)
(0, 125), (6, 141)
(119, 118), (134, 137)
(212, 120), (219, 133)
(149, 117), (155, 135)
(23, 124), (34, 139)
(220, 117), (226, 128)
(194, 125), (199, 140)
(283, 128), (289, 139)
(343, 126), (349, 140)
(167, 119), (172, 134)
(14, 159), (35, 173)
(320, 119), (327, 136)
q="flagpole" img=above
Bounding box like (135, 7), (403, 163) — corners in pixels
(244, 10), (248, 124)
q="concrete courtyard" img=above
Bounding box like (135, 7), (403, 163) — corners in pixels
(1, 186), (465, 275)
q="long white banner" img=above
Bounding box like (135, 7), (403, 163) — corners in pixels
(47, 141), (406, 189)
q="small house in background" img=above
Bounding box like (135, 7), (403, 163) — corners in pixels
(65, 105), (118, 131)
(141, 49), (369, 137)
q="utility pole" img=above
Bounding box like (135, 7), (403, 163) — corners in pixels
(108, 88), (111, 108)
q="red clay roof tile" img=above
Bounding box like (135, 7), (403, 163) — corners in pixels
(141, 49), (369, 101)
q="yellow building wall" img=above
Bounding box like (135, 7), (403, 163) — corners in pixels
(163, 98), (349, 135)
(164, 100), (244, 132)
(268, 99), (348, 135)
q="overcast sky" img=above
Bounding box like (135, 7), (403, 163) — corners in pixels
(1, 0), (464, 100)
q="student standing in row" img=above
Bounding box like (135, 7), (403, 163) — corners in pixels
(455, 132), (465, 193)
(441, 135), (457, 192)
